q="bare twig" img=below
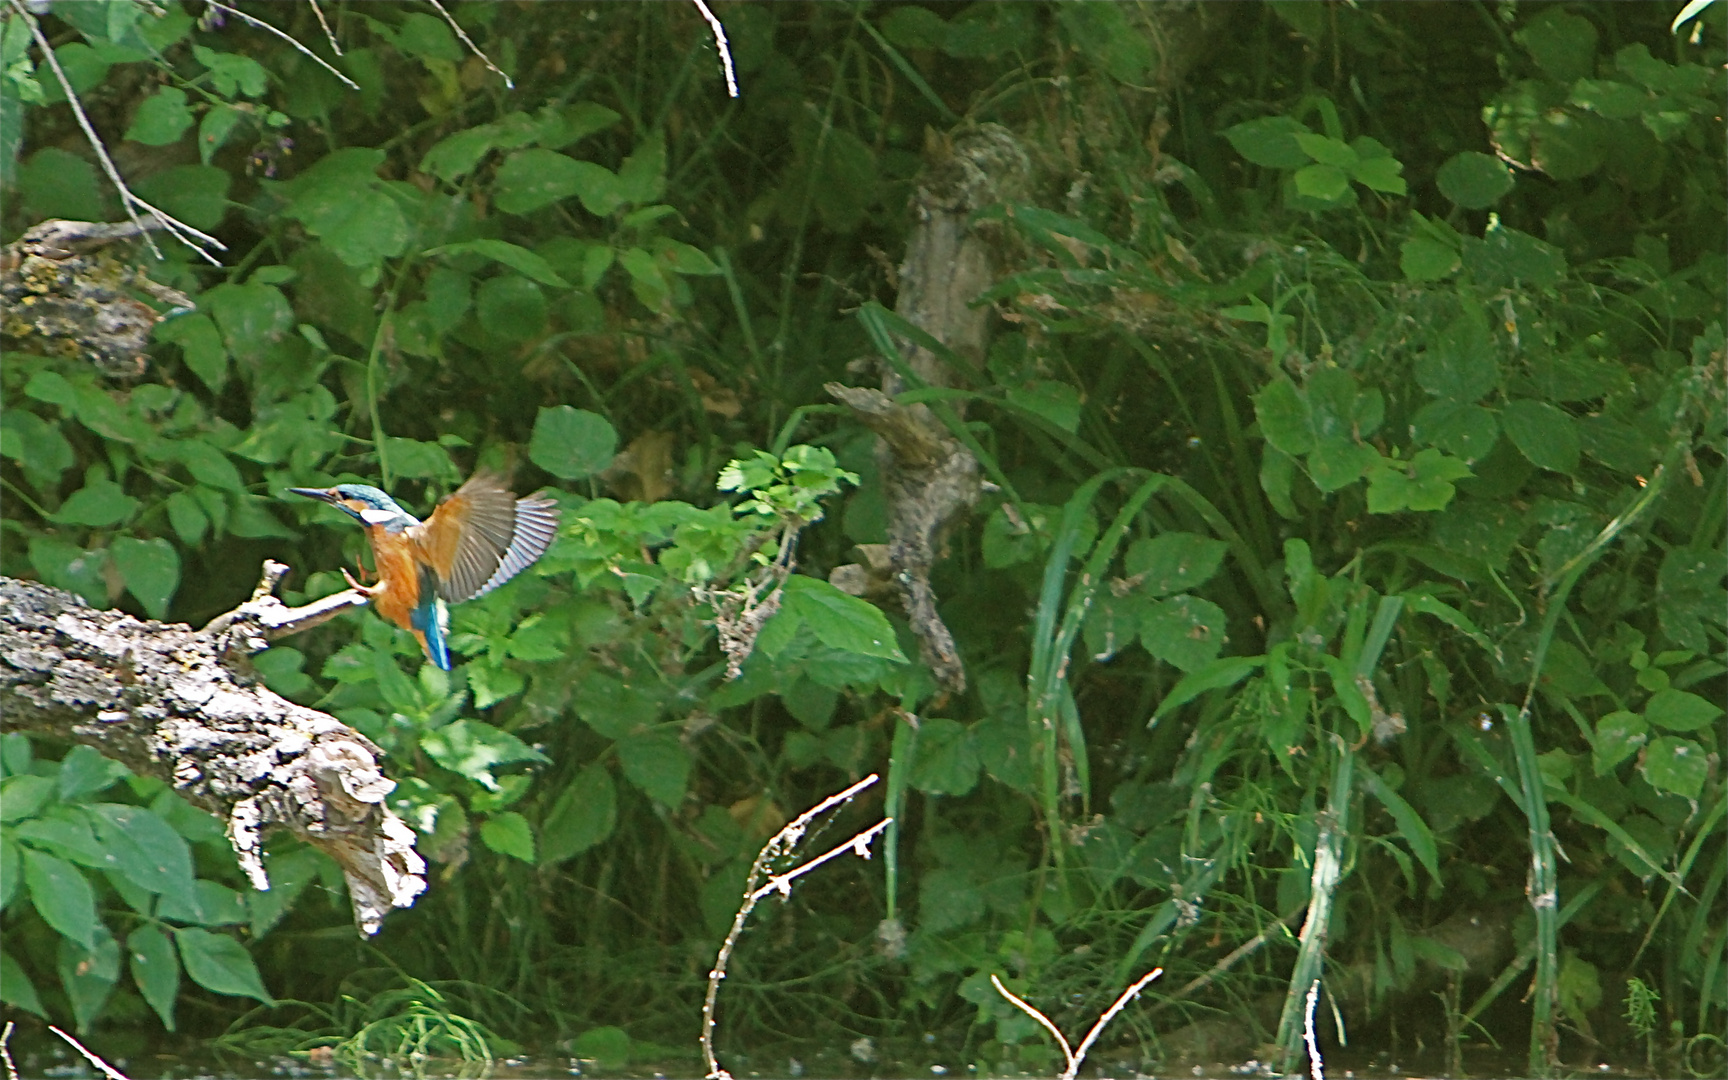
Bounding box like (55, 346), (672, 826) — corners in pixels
(1, 1021), (17, 1080)
(49, 1027), (132, 1080)
(201, 559), (372, 654)
(424, 0), (513, 89)
(203, 1), (358, 89)
(307, 0), (342, 55)
(1303, 979), (1325, 1080)
(691, 0), (739, 98)
(990, 968), (1164, 1080)
(12, 0), (226, 265)
(702, 774), (888, 1080)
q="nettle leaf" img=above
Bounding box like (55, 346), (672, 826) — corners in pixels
(173, 927), (274, 1005)
(420, 720), (548, 792)
(539, 763), (616, 864)
(1411, 401), (1499, 462)
(1641, 736), (1706, 800)
(1366, 450), (1473, 514)
(479, 811), (536, 864)
(530, 405), (617, 480)
(111, 536), (180, 620)
(779, 575), (906, 662)
(1123, 533), (1228, 596)
(24, 849), (98, 950)
(1138, 595), (1227, 672)
(617, 730), (689, 807)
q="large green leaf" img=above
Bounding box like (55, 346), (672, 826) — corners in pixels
(530, 405), (617, 480)
(479, 811), (537, 864)
(1123, 533), (1228, 597)
(539, 763), (616, 864)
(174, 927), (274, 1004)
(24, 849), (98, 950)
(87, 803), (196, 909)
(111, 536), (180, 620)
(420, 720), (548, 792)
(778, 575), (907, 661)
(128, 924), (179, 1030)
(617, 731), (689, 807)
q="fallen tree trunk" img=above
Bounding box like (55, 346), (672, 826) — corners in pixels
(0, 563), (424, 936)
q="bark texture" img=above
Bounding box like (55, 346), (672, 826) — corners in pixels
(0, 568), (423, 936)
(828, 123), (1031, 695)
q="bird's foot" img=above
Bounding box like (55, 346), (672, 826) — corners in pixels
(340, 565), (380, 597)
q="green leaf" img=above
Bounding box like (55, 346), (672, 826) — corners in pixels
(173, 927), (274, 1004)
(1253, 378), (1314, 456)
(1293, 132), (1357, 168)
(1293, 163), (1350, 201)
(429, 239), (572, 288)
(1138, 595), (1227, 672)
(1, 774), (55, 822)
(1641, 736), (1707, 800)
(203, 282), (294, 362)
(279, 150), (408, 269)
(87, 803), (196, 908)
(1152, 656), (1267, 722)
(1366, 450), (1473, 514)
(479, 811), (536, 864)
(1411, 401), (1499, 462)
(128, 924), (179, 1030)
(191, 43), (267, 96)
(1515, 9), (1599, 83)
(52, 479), (139, 527)
(1221, 115), (1312, 169)
(111, 536), (180, 620)
(24, 849), (98, 950)
(571, 670), (660, 738)
(780, 575), (907, 661)
(1462, 222), (1568, 289)
(57, 928), (119, 1032)
(571, 1026), (632, 1071)
(529, 405), (617, 480)
(539, 763), (616, 864)
(155, 313), (228, 392)
(174, 440), (245, 492)
(1591, 710), (1647, 774)
(1400, 235), (1460, 282)
(495, 148), (615, 215)
(1005, 379), (1082, 433)
(1360, 765), (1441, 886)
(475, 274), (547, 341)
(1123, 533), (1228, 596)
(616, 730), (689, 806)
(1500, 399), (1580, 473)
(654, 238), (721, 276)
(1415, 314), (1498, 403)
(57, 745), (126, 802)
(1643, 689), (1721, 733)
(1, 948), (45, 1017)
(14, 811), (108, 868)
(0, 409), (76, 493)
(18, 147), (104, 220)
(1656, 546), (1725, 653)
(1436, 151), (1515, 208)
(1307, 437), (1380, 493)
(420, 125), (497, 182)
(1348, 154), (1407, 195)
(131, 164), (231, 230)
(613, 132), (667, 208)
(157, 879), (246, 926)
(908, 717), (980, 796)
(420, 720), (548, 792)
(125, 87), (193, 145)
(395, 11), (462, 60)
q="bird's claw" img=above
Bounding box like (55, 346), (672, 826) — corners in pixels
(340, 565), (376, 596)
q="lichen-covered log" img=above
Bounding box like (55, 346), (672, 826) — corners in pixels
(829, 123), (1031, 695)
(0, 570), (423, 936)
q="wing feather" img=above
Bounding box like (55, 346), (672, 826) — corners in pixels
(412, 471), (560, 604)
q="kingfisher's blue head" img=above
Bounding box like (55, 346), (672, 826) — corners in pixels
(288, 483), (419, 530)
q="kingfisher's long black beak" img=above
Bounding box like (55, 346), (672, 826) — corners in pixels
(287, 487), (340, 504)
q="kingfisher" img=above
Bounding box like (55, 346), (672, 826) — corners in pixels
(289, 471), (561, 670)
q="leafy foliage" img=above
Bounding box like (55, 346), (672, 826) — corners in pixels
(2, 0), (1722, 1071)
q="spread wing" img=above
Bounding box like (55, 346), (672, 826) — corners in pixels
(412, 471), (561, 604)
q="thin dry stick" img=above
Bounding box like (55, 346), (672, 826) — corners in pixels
(1303, 979), (1325, 1080)
(13, 0), (226, 264)
(691, 0), (739, 98)
(702, 774), (888, 1080)
(424, 0), (513, 89)
(307, 0), (342, 56)
(990, 967), (1164, 1080)
(203, 1), (358, 89)
(49, 1026), (132, 1080)
(1, 1021), (17, 1080)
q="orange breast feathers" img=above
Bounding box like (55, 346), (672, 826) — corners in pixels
(364, 527), (425, 631)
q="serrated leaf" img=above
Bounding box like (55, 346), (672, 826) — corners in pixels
(479, 811), (536, 863)
(1139, 595), (1227, 672)
(1123, 533), (1228, 596)
(780, 575), (906, 661)
(909, 717), (980, 796)
(1500, 399), (1580, 473)
(617, 731), (689, 806)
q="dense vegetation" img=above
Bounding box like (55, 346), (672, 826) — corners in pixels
(2, 2), (1723, 1076)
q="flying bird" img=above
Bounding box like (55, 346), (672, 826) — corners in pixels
(289, 471), (560, 670)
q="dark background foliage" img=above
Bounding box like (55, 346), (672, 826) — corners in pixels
(2, 2), (1723, 1075)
